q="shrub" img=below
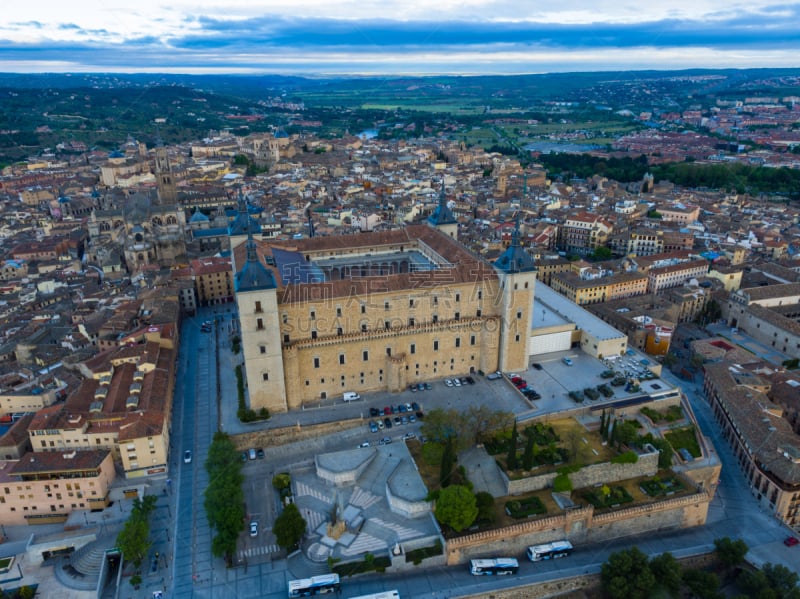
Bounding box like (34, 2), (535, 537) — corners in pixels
(553, 473), (572, 493)
(504, 496), (546, 518)
(611, 450), (639, 464)
(406, 541), (444, 564)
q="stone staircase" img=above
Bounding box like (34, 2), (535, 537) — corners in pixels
(55, 533), (116, 591)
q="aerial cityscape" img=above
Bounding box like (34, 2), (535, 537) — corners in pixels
(1, 3), (800, 599)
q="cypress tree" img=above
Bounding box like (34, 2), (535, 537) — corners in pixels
(507, 421), (519, 470)
(523, 432), (536, 470)
(440, 437), (455, 487)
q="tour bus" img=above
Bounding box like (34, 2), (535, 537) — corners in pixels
(526, 540), (574, 561)
(469, 557), (519, 575)
(287, 573), (341, 596)
(347, 591), (400, 599)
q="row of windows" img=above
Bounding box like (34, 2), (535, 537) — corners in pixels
(309, 335), (481, 368)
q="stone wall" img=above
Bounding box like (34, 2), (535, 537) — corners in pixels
(502, 449), (659, 495)
(445, 491), (709, 565)
(231, 418), (363, 451)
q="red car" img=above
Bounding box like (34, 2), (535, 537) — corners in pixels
(784, 536), (799, 547)
(383, 406), (391, 415)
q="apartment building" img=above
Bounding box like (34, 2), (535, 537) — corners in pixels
(0, 449), (115, 525)
(703, 363), (800, 531)
(550, 271), (648, 306)
(647, 259), (709, 294)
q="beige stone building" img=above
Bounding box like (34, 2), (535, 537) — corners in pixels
(0, 450), (115, 525)
(234, 219), (537, 414)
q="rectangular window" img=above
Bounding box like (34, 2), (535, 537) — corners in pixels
(336, 307), (342, 317)
(363, 350), (369, 361)
(455, 337), (461, 348)
(517, 310), (522, 319)
(255, 301), (263, 313)
(337, 327), (343, 336)
(361, 324), (367, 332)
(310, 310), (316, 320)
(314, 357), (320, 368)
(311, 330), (318, 339)
(409, 317), (415, 326)
(262, 372), (269, 381)
(259, 345), (266, 354)
(478, 290), (483, 300)
(470, 335), (476, 346)
(339, 354), (345, 365)
(409, 299), (415, 308)
(361, 303), (366, 314)
(386, 348), (391, 356)
(433, 340), (439, 351)
(433, 314), (438, 323)
(455, 293), (460, 302)
(283, 334), (290, 344)
(384, 301), (390, 311)
(256, 318), (264, 330)
(384, 321), (390, 330)
(454, 312), (460, 320)
(476, 309), (481, 317)
(410, 343), (416, 355)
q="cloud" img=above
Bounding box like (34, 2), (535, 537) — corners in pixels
(1, 4), (800, 73)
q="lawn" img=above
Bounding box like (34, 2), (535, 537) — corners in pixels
(665, 426), (702, 458)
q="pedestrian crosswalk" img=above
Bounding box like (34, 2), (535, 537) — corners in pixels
(238, 544), (280, 559)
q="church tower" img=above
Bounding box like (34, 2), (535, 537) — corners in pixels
(427, 179), (458, 239)
(493, 211), (537, 373)
(154, 147), (177, 205)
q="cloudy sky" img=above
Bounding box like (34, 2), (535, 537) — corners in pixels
(2, 0), (799, 74)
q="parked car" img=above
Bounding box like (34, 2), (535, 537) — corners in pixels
(384, 406), (391, 415)
(424, 383), (432, 390)
(409, 384), (417, 393)
(465, 376), (475, 385)
(249, 521), (258, 537)
(358, 441), (370, 448)
(445, 379), (454, 387)
(562, 357), (573, 366)
(369, 407), (380, 417)
(411, 401), (420, 411)
(369, 421), (378, 433)
(417, 383), (425, 391)
(393, 416), (402, 426)
(183, 450), (192, 464)
(486, 371), (502, 380)
(785, 536), (799, 547)
(383, 417), (393, 429)
(405, 403), (413, 412)
(398, 403), (407, 413)
(415, 411), (425, 420)
(402, 432), (416, 441)
(379, 437), (392, 445)
(532, 363), (543, 370)
(401, 416), (409, 425)
(377, 419), (384, 430)
(409, 414), (417, 423)
(256, 448), (265, 459)
(453, 378), (462, 387)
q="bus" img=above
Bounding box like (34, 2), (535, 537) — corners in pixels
(469, 557), (519, 575)
(348, 591), (400, 599)
(287, 573), (341, 596)
(526, 540), (574, 562)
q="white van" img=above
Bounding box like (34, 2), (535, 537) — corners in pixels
(343, 392), (361, 402)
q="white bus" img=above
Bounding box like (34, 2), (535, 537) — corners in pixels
(469, 557), (519, 575)
(288, 573), (341, 596)
(347, 591), (400, 599)
(526, 540), (574, 561)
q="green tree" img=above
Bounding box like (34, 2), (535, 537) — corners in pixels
(682, 569), (723, 599)
(601, 547), (656, 599)
(440, 437), (456, 488)
(507, 420), (519, 470)
(421, 408), (458, 443)
(714, 536), (748, 570)
(272, 473), (291, 491)
(762, 563), (800, 598)
(650, 552), (682, 596)
(274, 503), (307, 550)
(434, 485), (478, 532)
(475, 491), (495, 524)
(116, 517), (150, 569)
(614, 420), (639, 448)
(522, 432), (536, 470)
(204, 432), (245, 564)
(463, 406), (513, 446)
(17, 586), (35, 599)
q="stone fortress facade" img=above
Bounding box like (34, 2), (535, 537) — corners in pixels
(233, 210), (537, 414)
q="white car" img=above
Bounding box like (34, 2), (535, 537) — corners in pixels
(249, 521), (258, 537)
(358, 441), (371, 448)
(183, 450), (192, 464)
(445, 379), (454, 387)
(402, 432), (416, 441)
(453, 378), (461, 387)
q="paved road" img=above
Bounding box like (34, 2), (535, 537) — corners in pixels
(169, 309), (800, 599)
